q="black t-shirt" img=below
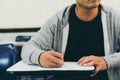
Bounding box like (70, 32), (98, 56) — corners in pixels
(64, 5), (109, 80)
(64, 5), (104, 61)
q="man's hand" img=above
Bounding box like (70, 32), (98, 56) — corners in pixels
(39, 50), (64, 68)
(77, 55), (107, 76)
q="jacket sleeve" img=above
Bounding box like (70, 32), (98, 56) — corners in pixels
(103, 9), (120, 70)
(20, 5), (69, 65)
(21, 16), (57, 65)
(103, 53), (120, 69)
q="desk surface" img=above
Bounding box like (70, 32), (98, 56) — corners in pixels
(7, 60), (95, 76)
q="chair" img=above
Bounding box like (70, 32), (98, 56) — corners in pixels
(15, 35), (31, 62)
(0, 43), (17, 80)
(15, 35), (31, 42)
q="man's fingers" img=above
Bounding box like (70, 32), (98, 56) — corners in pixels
(39, 50), (64, 68)
(78, 57), (91, 66)
(51, 56), (64, 65)
(51, 51), (64, 60)
(82, 61), (95, 66)
(44, 56), (63, 68)
(77, 55), (108, 76)
(91, 66), (101, 77)
(77, 57), (85, 64)
(47, 61), (63, 68)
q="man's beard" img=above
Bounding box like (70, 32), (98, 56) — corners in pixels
(87, 3), (99, 9)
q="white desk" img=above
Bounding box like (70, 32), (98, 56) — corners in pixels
(7, 60), (95, 76)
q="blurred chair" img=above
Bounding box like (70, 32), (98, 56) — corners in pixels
(0, 43), (18, 80)
(15, 36), (31, 42)
(15, 35), (31, 62)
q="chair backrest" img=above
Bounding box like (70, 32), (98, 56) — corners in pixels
(15, 35), (32, 62)
(0, 43), (17, 80)
(15, 35), (31, 42)
(0, 43), (16, 71)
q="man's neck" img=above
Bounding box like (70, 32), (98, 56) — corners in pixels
(75, 5), (99, 22)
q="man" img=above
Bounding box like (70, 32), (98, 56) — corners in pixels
(21, 0), (120, 80)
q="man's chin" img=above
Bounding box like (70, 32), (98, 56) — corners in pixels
(86, 3), (99, 10)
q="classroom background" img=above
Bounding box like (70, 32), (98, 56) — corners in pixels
(0, 0), (120, 29)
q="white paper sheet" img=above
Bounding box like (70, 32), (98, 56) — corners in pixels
(7, 60), (94, 72)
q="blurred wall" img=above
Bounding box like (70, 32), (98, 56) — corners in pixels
(0, 0), (120, 29)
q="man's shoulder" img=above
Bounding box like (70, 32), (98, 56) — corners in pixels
(101, 4), (120, 14)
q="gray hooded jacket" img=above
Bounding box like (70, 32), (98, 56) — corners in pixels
(21, 4), (120, 80)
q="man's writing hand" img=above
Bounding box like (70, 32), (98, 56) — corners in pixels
(39, 50), (64, 68)
(77, 55), (107, 76)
